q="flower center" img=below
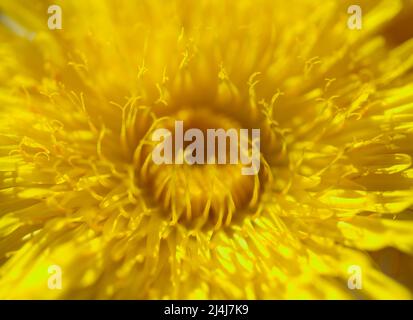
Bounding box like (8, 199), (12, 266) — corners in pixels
(136, 108), (268, 229)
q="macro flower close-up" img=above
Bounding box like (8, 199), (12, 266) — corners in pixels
(1, 0), (413, 300)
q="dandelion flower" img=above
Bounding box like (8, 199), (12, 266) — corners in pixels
(1, 0), (413, 299)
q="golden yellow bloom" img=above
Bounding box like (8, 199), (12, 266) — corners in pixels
(1, 0), (413, 299)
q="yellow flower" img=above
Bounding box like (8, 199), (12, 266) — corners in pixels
(1, 0), (413, 299)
